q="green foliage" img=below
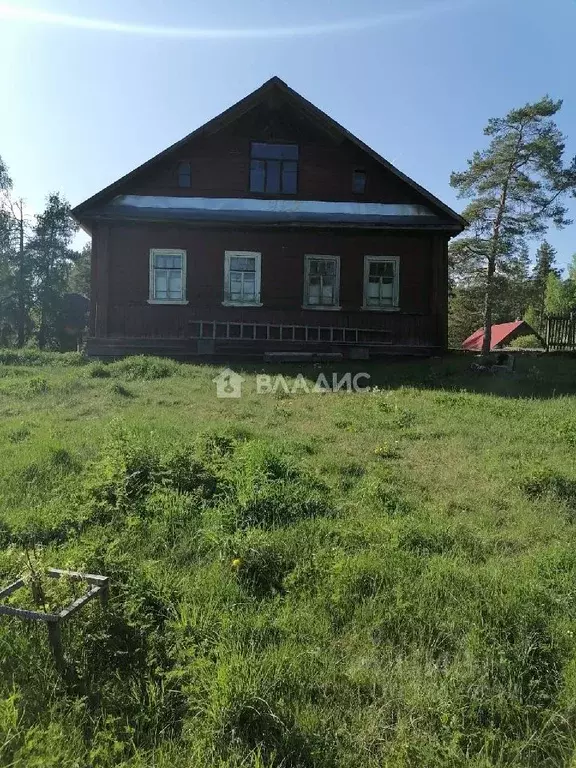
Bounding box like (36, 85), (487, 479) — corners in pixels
(108, 381), (134, 398)
(449, 261), (533, 346)
(508, 334), (544, 349)
(221, 441), (333, 530)
(83, 357), (182, 382)
(532, 241), (560, 325)
(545, 271), (576, 316)
(0, 348), (86, 366)
(450, 96), (576, 355)
(26, 193), (78, 349)
(0, 169), (78, 350)
(524, 303), (539, 331)
(67, 242), (91, 298)
(86, 361), (111, 378)
(107, 355), (181, 381)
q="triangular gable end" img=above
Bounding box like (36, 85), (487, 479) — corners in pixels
(72, 76), (467, 229)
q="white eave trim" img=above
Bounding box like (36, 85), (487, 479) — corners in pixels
(111, 195), (435, 218)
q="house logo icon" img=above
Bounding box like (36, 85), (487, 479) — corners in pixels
(212, 368), (245, 398)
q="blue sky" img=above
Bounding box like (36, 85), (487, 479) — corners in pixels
(1, 0), (575, 268)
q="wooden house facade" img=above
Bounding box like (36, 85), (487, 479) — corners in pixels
(72, 77), (466, 359)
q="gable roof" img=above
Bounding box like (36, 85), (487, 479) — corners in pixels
(71, 76), (467, 229)
(462, 321), (538, 351)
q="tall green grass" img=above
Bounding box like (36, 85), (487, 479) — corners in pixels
(0, 353), (576, 765)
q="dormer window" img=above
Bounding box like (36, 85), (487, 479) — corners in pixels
(250, 143), (298, 194)
(178, 161), (191, 188)
(352, 169), (366, 194)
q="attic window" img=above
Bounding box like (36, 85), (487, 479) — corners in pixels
(250, 143), (298, 194)
(352, 169), (366, 194)
(178, 162), (191, 188)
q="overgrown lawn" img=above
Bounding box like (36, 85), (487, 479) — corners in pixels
(0, 353), (576, 766)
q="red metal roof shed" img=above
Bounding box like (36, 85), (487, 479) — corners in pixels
(462, 321), (537, 351)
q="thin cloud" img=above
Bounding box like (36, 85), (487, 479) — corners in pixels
(0, 2), (466, 39)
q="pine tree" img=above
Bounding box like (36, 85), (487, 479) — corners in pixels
(450, 96), (576, 356)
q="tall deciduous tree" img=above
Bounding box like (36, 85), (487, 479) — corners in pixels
(544, 272), (573, 316)
(567, 253), (576, 282)
(27, 193), (77, 348)
(450, 97), (576, 356)
(532, 241), (559, 324)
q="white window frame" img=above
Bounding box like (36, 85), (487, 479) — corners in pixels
(302, 254), (341, 310)
(362, 255), (400, 311)
(148, 248), (188, 305)
(223, 251), (262, 307)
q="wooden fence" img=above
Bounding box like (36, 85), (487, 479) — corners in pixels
(546, 311), (576, 351)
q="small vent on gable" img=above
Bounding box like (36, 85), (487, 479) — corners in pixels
(178, 162), (191, 188)
(352, 169), (366, 194)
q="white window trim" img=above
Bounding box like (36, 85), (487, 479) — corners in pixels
(148, 248), (188, 305)
(303, 254), (341, 310)
(362, 255), (400, 311)
(223, 250), (263, 307)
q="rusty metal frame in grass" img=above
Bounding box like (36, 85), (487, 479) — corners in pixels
(0, 568), (109, 670)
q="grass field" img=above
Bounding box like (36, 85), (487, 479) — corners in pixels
(1, 351), (576, 766)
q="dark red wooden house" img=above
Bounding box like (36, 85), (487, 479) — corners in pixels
(72, 77), (466, 359)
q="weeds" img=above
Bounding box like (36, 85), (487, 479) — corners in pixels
(0, 355), (575, 765)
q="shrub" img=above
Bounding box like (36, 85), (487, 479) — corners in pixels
(509, 334), (544, 349)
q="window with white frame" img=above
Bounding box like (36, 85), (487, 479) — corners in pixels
(303, 255), (340, 308)
(363, 256), (399, 309)
(149, 249), (187, 304)
(223, 251), (262, 306)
